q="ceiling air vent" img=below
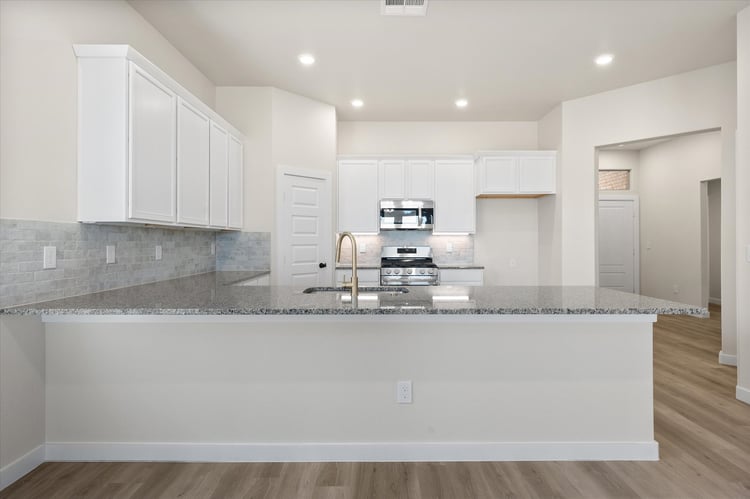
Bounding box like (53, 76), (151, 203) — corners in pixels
(381, 0), (428, 16)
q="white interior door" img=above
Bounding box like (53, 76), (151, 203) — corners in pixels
(278, 170), (332, 287)
(598, 198), (638, 293)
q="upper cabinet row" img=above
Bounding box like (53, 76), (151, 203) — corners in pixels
(337, 152), (556, 234)
(75, 45), (243, 230)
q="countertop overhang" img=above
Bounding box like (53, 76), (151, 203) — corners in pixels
(0, 272), (707, 317)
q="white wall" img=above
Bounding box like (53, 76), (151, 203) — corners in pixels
(0, 317), (45, 488)
(598, 150), (640, 193)
(0, 0), (216, 223)
(638, 132), (722, 307)
(537, 105), (563, 285)
(556, 63), (737, 360)
(708, 179), (722, 303)
(736, 7), (750, 402)
(337, 121), (540, 285)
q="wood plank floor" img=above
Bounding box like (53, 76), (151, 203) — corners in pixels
(3, 305), (749, 498)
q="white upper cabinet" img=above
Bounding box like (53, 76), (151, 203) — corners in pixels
(128, 63), (177, 223)
(378, 159), (434, 200)
(75, 45), (244, 230)
(379, 160), (406, 199)
(176, 98), (210, 226)
(228, 135), (244, 229)
(338, 160), (379, 233)
(476, 151), (556, 196)
(209, 122), (229, 228)
(434, 159), (475, 233)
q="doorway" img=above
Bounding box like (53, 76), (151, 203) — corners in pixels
(598, 195), (639, 293)
(275, 167), (333, 287)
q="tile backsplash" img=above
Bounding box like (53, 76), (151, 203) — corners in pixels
(216, 231), (271, 271)
(0, 219), (216, 308)
(336, 231), (474, 266)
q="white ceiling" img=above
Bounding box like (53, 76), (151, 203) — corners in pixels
(128, 0), (749, 121)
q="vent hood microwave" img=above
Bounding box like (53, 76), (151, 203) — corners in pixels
(379, 200), (434, 231)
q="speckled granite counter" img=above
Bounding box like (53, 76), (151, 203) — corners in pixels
(0, 271), (706, 316)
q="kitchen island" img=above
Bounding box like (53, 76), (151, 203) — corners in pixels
(0, 272), (705, 466)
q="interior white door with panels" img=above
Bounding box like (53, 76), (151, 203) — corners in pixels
(209, 122), (229, 227)
(277, 168), (333, 287)
(598, 196), (639, 293)
(227, 134), (244, 229)
(176, 98), (210, 226)
(128, 62), (177, 222)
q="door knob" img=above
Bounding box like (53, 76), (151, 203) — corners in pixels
(319, 262), (327, 268)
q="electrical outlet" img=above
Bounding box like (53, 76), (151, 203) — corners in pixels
(155, 245), (162, 261)
(210, 242), (216, 255)
(43, 246), (57, 269)
(106, 245), (116, 264)
(396, 380), (412, 404)
(446, 243), (453, 254)
(672, 284), (680, 294)
(359, 242), (367, 253)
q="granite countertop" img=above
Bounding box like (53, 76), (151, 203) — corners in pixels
(0, 271), (707, 317)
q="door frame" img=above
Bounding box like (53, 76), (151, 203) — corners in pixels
(274, 166), (333, 286)
(598, 193), (640, 294)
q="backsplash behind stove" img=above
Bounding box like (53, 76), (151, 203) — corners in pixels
(336, 232), (473, 266)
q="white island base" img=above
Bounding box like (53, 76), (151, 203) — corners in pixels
(40, 314), (658, 463)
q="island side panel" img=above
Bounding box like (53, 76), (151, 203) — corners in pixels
(44, 317), (656, 461)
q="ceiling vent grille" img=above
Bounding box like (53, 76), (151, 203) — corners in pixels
(381, 0), (429, 16)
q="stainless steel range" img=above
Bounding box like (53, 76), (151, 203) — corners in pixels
(380, 246), (439, 286)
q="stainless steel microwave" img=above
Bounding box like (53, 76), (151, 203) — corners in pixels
(379, 200), (434, 230)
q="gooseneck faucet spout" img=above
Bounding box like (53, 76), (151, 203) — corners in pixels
(335, 232), (358, 300)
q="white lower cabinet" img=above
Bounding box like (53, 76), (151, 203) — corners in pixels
(439, 268), (484, 286)
(335, 269), (381, 287)
(75, 44), (244, 230)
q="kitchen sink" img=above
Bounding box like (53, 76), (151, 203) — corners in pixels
(303, 286), (409, 294)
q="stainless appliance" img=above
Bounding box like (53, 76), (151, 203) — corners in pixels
(380, 246), (439, 286)
(379, 200), (434, 231)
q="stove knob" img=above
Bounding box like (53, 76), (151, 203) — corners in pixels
(428, 269), (435, 274)
(406, 269), (413, 274)
(394, 269), (401, 275)
(420, 269), (426, 274)
(385, 269), (391, 275)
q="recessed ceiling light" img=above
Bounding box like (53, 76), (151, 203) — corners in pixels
(455, 99), (468, 108)
(298, 53), (315, 66)
(595, 54), (614, 66)
(351, 99), (364, 108)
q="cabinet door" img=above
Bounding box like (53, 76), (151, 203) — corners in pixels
(176, 98), (210, 226)
(434, 160), (475, 233)
(479, 157), (518, 194)
(379, 160), (405, 199)
(338, 160), (379, 233)
(406, 160), (434, 199)
(128, 63), (177, 222)
(209, 122), (228, 227)
(519, 156), (556, 193)
(227, 134), (244, 229)
(439, 268), (484, 286)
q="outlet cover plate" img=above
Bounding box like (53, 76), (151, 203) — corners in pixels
(396, 380), (412, 404)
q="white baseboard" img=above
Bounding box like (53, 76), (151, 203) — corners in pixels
(737, 386), (750, 405)
(719, 351), (737, 366)
(708, 297), (722, 305)
(0, 444), (45, 492)
(45, 441), (659, 463)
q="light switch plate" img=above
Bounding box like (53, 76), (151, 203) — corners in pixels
(359, 242), (367, 253)
(106, 245), (116, 264)
(43, 246), (56, 269)
(155, 245), (162, 261)
(446, 243), (453, 253)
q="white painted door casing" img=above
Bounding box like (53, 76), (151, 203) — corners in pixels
(338, 160), (379, 233)
(434, 160), (476, 233)
(176, 98), (210, 226)
(128, 62), (177, 223)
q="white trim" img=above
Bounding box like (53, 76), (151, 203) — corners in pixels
(719, 350), (737, 366)
(708, 297), (722, 305)
(0, 445), (45, 491)
(597, 193), (641, 294)
(737, 386), (750, 405)
(44, 441), (658, 463)
(41, 314), (659, 324)
(274, 166), (333, 287)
